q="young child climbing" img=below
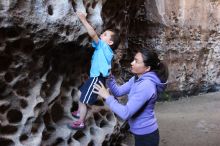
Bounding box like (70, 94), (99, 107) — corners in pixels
(69, 11), (120, 130)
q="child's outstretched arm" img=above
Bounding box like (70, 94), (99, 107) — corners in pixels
(77, 12), (99, 43)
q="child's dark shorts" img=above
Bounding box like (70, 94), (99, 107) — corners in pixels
(79, 76), (106, 105)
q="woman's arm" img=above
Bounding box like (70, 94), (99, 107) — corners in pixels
(106, 81), (155, 120)
(107, 76), (133, 97)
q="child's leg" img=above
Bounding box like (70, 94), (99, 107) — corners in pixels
(69, 101), (87, 130)
(78, 101), (87, 122)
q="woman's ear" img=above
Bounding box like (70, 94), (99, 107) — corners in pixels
(145, 66), (151, 72)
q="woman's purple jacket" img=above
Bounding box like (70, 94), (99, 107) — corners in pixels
(105, 71), (166, 135)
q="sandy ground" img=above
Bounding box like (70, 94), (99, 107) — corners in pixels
(156, 92), (220, 146)
(122, 92), (220, 146)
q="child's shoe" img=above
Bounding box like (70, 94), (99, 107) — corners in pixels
(71, 111), (80, 119)
(68, 120), (85, 130)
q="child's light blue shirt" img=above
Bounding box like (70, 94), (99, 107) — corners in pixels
(90, 39), (113, 77)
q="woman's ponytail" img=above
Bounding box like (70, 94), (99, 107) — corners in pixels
(138, 48), (169, 83)
(156, 62), (169, 83)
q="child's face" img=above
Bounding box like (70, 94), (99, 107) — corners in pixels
(100, 30), (114, 46)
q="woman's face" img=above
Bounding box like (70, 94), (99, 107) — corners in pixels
(131, 52), (149, 76)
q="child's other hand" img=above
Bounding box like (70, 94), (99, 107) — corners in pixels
(76, 11), (87, 19)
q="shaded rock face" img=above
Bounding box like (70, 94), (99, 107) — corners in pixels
(104, 0), (220, 98)
(154, 0), (220, 97)
(0, 0), (220, 145)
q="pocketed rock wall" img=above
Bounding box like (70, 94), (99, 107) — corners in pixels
(0, 0), (220, 146)
(0, 1), (119, 146)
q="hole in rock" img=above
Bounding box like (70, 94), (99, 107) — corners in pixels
(13, 78), (29, 90)
(1, 26), (23, 38)
(20, 99), (28, 109)
(49, 42), (89, 75)
(0, 81), (7, 95)
(0, 103), (11, 114)
(60, 96), (68, 105)
(5, 38), (34, 54)
(86, 3), (91, 8)
(71, 88), (76, 98)
(67, 137), (72, 144)
(42, 73), (57, 98)
(40, 82), (50, 98)
(34, 102), (43, 112)
(100, 120), (109, 128)
(71, 100), (78, 112)
(7, 109), (23, 123)
(0, 54), (12, 71)
(43, 112), (51, 125)
(58, 24), (64, 33)
(16, 88), (30, 97)
(51, 103), (64, 123)
(99, 109), (107, 116)
(88, 140), (95, 146)
(0, 138), (14, 146)
(77, 33), (88, 44)
(90, 127), (96, 135)
(0, 125), (18, 134)
(26, 117), (34, 123)
(42, 130), (51, 141)
(0, 42), (3, 46)
(19, 134), (28, 142)
(102, 140), (108, 146)
(5, 39), (20, 53)
(48, 5), (53, 15)
(94, 98), (104, 106)
(60, 80), (71, 90)
(93, 112), (102, 121)
(71, 0), (76, 12)
(13, 78), (30, 96)
(25, 23), (38, 30)
(19, 38), (34, 53)
(65, 25), (70, 36)
(4, 72), (13, 82)
(92, 1), (98, 9)
(73, 131), (85, 140)
(106, 113), (114, 121)
(104, 134), (110, 141)
(86, 117), (94, 126)
(46, 125), (56, 132)
(31, 122), (41, 134)
(52, 137), (64, 146)
(46, 71), (58, 87)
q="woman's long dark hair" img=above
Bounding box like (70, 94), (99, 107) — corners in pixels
(138, 48), (169, 83)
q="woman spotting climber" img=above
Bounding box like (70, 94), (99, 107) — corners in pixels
(93, 48), (169, 146)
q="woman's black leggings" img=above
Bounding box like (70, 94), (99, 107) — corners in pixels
(134, 129), (159, 146)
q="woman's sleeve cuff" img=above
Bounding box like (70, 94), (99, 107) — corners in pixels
(105, 95), (115, 105)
